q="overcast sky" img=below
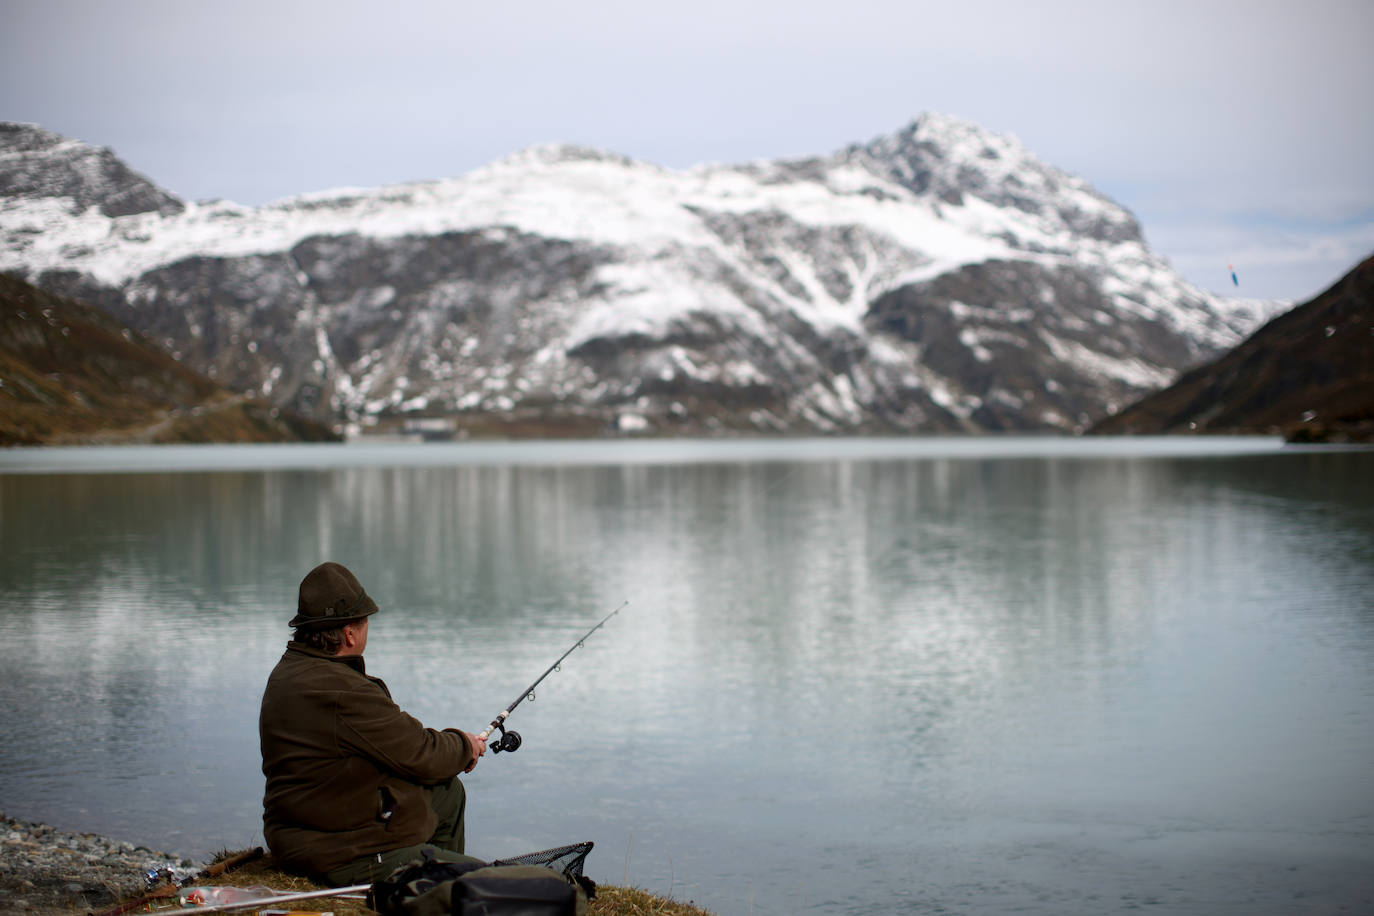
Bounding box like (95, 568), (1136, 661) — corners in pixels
(3, 0), (1371, 302)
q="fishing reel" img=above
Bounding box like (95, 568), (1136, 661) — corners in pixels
(489, 722), (522, 754)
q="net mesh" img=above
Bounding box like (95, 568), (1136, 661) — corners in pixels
(491, 841), (594, 880)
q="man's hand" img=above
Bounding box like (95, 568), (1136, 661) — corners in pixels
(463, 731), (488, 773)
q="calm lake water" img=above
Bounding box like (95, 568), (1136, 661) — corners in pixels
(1, 437), (1371, 914)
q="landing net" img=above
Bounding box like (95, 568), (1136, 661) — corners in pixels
(492, 841), (594, 880)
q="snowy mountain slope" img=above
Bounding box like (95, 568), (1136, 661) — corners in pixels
(0, 114), (1285, 434)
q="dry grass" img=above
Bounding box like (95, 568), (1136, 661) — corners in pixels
(151, 849), (716, 916)
(189, 854), (373, 915)
(588, 884), (716, 915)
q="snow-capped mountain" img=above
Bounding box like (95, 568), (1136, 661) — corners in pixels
(0, 115), (1283, 435)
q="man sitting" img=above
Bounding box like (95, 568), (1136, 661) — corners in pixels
(259, 561), (487, 884)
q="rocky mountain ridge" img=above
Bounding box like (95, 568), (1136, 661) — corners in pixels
(1092, 253), (1374, 442)
(0, 114), (1285, 436)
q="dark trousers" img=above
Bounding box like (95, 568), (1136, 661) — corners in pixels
(323, 777), (479, 886)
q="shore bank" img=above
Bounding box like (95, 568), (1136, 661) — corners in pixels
(0, 813), (204, 914)
(0, 814), (716, 916)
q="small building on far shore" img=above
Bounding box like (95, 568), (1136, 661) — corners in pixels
(402, 417), (456, 441)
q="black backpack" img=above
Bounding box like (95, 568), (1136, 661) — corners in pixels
(368, 843), (596, 916)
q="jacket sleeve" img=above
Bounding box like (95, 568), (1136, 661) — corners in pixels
(332, 682), (474, 783)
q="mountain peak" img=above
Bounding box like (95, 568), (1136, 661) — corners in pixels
(490, 142), (644, 172)
(0, 121), (184, 219)
(0, 121), (67, 154)
(908, 110), (1018, 147)
(850, 111), (1142, 245)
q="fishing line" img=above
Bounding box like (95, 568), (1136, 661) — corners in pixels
(476, 600), (627, 753)
(472, 458), (801, 754)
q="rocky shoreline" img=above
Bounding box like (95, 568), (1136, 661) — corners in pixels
(0, 813), (204, 914)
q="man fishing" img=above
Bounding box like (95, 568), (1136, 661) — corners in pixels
(259, 561), (487, 885)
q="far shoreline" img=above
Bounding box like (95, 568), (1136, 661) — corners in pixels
(0, 433), (1302, 476)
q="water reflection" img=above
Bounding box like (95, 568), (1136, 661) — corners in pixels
(2, 445), (1372, 914)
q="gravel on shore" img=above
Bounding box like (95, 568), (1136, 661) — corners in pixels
(0, 813), (205, 915)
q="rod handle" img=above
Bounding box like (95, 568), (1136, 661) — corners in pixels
(476, 710), (510, 742)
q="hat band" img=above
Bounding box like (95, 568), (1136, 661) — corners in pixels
(324, 590), (372, 619)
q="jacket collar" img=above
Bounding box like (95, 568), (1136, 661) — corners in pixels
(285, 641), (366, 675)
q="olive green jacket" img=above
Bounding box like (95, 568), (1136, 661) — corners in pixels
(259, 643), (474, 876)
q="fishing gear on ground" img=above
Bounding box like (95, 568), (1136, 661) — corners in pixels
(477, 601), (627, 754)
(97, 848), (267, 916)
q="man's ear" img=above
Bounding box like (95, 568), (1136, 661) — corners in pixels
(343, 623), (360, 648)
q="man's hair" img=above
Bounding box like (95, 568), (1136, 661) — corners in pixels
(295, 625), (347, 655)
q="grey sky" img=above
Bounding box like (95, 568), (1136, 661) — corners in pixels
(3, 0), (1371, 301)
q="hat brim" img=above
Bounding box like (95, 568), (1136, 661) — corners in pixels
(288, 601), (379, 630)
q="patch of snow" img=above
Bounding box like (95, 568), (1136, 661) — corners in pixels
(1041, 332), (1173, 390)
(959, 327), (994, 363)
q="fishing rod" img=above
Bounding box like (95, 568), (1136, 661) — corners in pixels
(477, 600), (628, 754)
(166, 883), (371, 915)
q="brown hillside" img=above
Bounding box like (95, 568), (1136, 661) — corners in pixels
(1091, 253), (1374, 442)
(0, 272), (340, 446)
